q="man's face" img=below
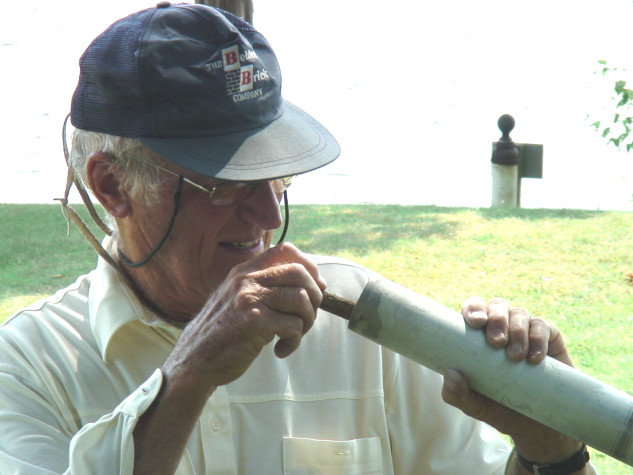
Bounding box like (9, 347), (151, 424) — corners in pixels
(123, 165), (284, 319)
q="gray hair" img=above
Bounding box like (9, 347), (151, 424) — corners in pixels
(69, 128), (170, 207)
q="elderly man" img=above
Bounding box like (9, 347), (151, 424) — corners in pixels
(0, 3), (593, 474)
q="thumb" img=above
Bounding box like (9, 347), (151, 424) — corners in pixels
(441, 369), (489, 422)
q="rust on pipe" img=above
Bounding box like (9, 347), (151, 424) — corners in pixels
(320, 290), (355, 320)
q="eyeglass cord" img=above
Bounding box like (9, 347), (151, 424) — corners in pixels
(118, 176), (184, 268)
(119, 184), (290, 268)
(277, 190), (290, 244)
(59, 113), (291, 268)
(58, 114), (292, 328)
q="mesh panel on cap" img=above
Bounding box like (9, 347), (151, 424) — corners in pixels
(71, 8), (156, 136)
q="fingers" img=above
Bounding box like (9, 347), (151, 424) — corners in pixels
(442, 369), (553, 439)
(506, 305), (531, 361)
(255, 283), (320, 359)
(216, 242), (326, 360)
(535, 320), (573, 366)
(524, 317), (547, 363)
(461, 296), (488, 328)
(166, 242), (329, 390)
(462, 297), (510, 347)
(254, 261), (324, 314)
(250, 242), (328, 294)
(462, 297), (572, 366)
(441, 370), (489, 422)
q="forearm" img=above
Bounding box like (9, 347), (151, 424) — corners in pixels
(133, 370), (216, 475)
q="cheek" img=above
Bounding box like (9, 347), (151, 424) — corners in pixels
(174, 198), (233, 241)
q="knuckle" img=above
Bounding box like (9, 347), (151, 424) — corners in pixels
(488, 297), (508, 306)
(487, 298), (510, 319)
(510, 306), (530, 316)
(277, 241), (297, 251)
(295, 286), (311, 305)
(462, 296), (486, 311)
(528, 318), (551, 339)
(507, 323), (524, 337)
(285, 262), (307, 276)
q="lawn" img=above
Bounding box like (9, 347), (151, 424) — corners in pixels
(1, 203), (632, 473)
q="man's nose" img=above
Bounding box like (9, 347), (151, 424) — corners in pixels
(237, 180), (283, 231)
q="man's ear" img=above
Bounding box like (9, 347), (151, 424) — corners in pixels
(86, 152), (131, 218)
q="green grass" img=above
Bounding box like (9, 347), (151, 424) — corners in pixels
(0, 204), (101, 316)
(2, 203), (632, 473)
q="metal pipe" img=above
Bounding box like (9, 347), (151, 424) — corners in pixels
(323, 280), (633, 467)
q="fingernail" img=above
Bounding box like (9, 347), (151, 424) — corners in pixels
(510, 342), (523, 356)
(443, 369), (460, 391)
(470, 310), (487, 320)
(528, 348), (543, 360)
(491, 329), (506, 341)
(468, 311), (487, 326)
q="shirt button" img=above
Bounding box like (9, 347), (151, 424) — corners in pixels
(211, 416), (222, 432)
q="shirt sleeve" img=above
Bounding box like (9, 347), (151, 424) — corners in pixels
(0, 367), (163, 475)
(68, 369), (163, 475)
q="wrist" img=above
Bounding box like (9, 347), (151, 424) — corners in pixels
(511, 427), (583, 463)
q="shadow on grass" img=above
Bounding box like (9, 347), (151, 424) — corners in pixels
(283, 204), (611, 256)
(476, 206), (606, 220)
(285, 205), (464, 255)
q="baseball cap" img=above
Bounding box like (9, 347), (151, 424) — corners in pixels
(70, 2), (340, 181)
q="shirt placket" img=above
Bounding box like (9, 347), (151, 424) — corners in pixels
(198, 385), (237, 474)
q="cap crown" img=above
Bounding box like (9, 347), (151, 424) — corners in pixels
(71, 3), (282, 138)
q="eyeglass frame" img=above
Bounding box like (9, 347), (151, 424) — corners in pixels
(132, 157), (294, 206)
(131, 156), (293, 250)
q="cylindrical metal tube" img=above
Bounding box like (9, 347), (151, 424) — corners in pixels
(348, 278), (633, 467)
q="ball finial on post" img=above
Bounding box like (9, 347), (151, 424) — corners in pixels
(497, 114), (516, 142)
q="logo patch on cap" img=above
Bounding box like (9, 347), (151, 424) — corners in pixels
(205, 43), (270, 102)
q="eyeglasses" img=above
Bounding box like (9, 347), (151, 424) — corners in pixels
(134, 158), (294, 206)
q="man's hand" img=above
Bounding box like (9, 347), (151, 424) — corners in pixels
(163, 242), (326, 395)
(460, 297), (571, 366)
(442, 297), (594, 473)
(133, 242), (325, 475)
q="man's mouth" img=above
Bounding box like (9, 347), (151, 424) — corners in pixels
(221, 239), (260, 250)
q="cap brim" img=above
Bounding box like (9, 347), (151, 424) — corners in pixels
(139, 101), (340, 181)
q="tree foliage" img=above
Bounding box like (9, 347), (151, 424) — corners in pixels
(592, 61), (633, 152)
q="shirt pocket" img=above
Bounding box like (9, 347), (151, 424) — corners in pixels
(283, 436), (383, 475)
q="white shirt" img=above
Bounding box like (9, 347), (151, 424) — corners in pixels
(0, 255), (510, 474)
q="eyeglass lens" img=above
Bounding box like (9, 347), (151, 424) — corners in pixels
(209, 178), (292, 206)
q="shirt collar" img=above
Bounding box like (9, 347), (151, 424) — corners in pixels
(89, 256), (180, 362)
